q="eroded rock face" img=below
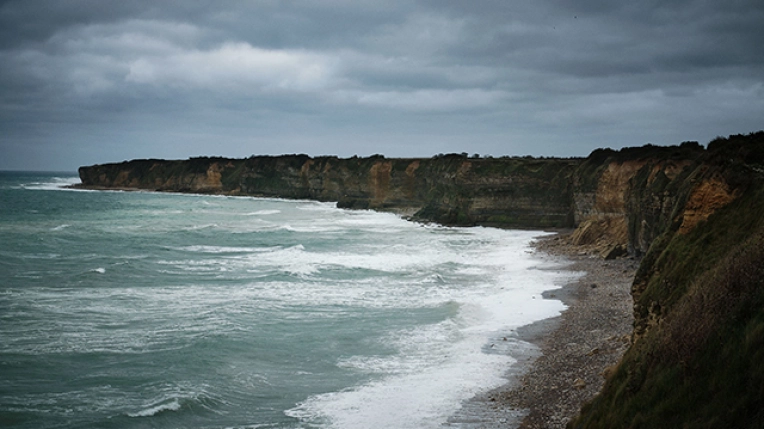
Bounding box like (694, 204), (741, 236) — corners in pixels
(569, 148), (704, 258)
(678, 174), (738, 234)
(568, 217), (629, 259)
(78, 155), (580, 229)
(595, 160), (648, 214)
(569, 160), (645, 255)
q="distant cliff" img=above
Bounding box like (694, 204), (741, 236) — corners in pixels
(73, 139), (714, 253)
(77, 131), (764, 427)
(77, 154), (580, 229)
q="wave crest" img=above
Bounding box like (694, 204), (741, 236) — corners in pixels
(127, 398), (182, 417)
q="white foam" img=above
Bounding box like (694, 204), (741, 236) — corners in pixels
(127, 398), (182, 417)
(182, 223), (219, 231)
(240, 247), (444, 277)
(288, 323), (517, 429)
(296, 201), (340, 212)
(283, 229), (573, 429)
(21, 176), (81, 190)
(176, 245), (275, 254)
(244, 209), (281, 216)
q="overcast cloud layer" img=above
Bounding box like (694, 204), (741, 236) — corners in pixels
(1, 0), (763, 171)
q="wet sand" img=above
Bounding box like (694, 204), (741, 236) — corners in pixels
(448, 233), (638, 428)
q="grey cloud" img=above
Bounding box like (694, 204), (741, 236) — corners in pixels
(1, 0), (762, 171)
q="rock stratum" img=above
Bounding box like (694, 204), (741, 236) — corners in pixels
(77, 131), (764, 428)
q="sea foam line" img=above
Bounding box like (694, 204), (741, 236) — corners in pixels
(127, 399), (182, 417)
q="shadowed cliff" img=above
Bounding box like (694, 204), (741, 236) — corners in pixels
(77, 154), (581, 229)
(570, 131), (764, 428)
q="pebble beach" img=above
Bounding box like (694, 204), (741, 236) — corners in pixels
(451, 233), (639, 428)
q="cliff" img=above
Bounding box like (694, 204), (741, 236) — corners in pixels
(571, 132), (764, 428)
(77, 131), (764, 427)
(71, 140), (712, 247)
(77, 154), (580, 229)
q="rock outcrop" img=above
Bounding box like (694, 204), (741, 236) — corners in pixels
(568, 142), (706, 256)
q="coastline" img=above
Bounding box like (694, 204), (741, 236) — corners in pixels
(450, 232), (638, 428)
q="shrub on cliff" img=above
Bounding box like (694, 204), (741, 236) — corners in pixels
(707, 131), (764, 167)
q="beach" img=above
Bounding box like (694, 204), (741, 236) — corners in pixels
(451, 232), (638, 428)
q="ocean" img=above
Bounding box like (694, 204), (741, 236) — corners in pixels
(0, 171), (573, 429)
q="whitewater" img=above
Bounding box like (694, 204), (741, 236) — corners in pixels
(0, 171), (575, 429)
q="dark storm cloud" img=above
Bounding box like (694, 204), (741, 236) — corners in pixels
(1, 0), (762, 171)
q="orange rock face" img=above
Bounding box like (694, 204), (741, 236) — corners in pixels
(369, 161), (392, 205)
(678, 175), (738, 234)
(595, 160), (648, 214)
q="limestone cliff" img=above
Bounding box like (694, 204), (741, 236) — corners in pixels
(74, 141), (716, 253)
(568, 143), (705, 258)
(571, 132), (764, 428)
(77, 154), (579, 229)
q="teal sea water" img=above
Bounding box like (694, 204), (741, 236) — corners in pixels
(0, 171), (572, 429)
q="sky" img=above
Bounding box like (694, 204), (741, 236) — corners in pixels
(1, 1), (763, 171)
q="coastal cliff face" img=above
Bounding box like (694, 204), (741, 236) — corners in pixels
(78, 155), (580, 229)
(572, 132), (764, 428)
(567, 143), (706, 259)
(76, 143), (709, 251)
(77, 131), (764, 427)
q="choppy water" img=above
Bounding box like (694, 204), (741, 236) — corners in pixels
(0, 171), (573, 429)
